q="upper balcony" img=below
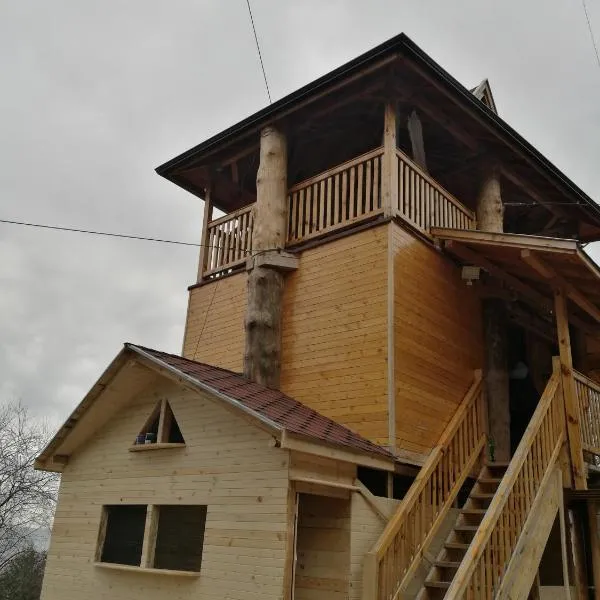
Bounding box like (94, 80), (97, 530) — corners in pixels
(199, 144), (475, 280)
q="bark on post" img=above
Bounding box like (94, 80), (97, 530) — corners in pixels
(244, 126), (288, 388)
(477, 167), (511, 462)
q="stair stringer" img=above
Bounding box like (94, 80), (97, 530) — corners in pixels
(495, 466), (563, 600)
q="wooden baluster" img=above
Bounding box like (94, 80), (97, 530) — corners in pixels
(356, 164), (363, 216)
(318, 180), (326, 232)
(341, 170), (348, 223)
(349, 166), (356, 221)
(373, 156), (380, 210)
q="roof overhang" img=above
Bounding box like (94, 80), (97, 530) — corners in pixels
(156, 33), (600, 236)
(36, 344), (397, 473)
(432, 228), (600, 331)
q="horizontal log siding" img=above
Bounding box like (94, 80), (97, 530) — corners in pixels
(280, 226), (389, 446)
(182, 273), (247, 370)
(41, 381), (290, 600)
(392, 224), (484, 454)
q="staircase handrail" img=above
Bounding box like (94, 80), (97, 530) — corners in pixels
(363, 370), (486, 600)
(445, 368), (565, 600)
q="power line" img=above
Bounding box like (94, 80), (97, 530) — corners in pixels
(581, 0), (600, 69)
(245, 0), (272, 103)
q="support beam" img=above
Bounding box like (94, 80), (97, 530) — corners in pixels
(244, 126), (287, 388)
(407, 109), (427, 171)
(569, 506), (589, 600)
(522, 250), (600, 324)
(554, 288), (587, 490)
(381, 102), (398, 216)
(476, 167), (504, 233)
(197, 186), (213, 282)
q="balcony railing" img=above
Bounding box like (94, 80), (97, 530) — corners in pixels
(395, 149), (476, 234)
(574, 370), (600, 457)
(200, 146), (476, 278)
(287, 148), (384, 244)
(204, 205), (253, 277)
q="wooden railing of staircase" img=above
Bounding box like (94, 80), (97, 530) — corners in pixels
(445, 366), (565, 600)
(363, 371), (486, 600)
(574, 370), (600, 457)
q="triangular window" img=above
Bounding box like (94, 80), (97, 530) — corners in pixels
(133, 399), (185, 447)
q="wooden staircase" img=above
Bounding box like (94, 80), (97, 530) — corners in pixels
(363, 360), (567, 600)
(419, 462), (508, 600)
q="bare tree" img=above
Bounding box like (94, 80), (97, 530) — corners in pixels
(0, 402), (58, 572)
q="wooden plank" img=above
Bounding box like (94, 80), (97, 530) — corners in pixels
(554, 287), (587, 490)
(140, 505), (159, 568)
(522, 249), (600, 324)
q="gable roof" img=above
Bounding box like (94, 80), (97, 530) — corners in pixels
(36, 344), (395, 471)
(130, 344), (394, 461)
(470, 79), (498, 114)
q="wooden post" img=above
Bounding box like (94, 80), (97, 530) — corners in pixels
(559, 479), (572, 599)
(197, 186), (213, 282)
(381, 102), (398, 217)
(477, 165), (511, 461)
(476, 168), (503, 232)
(588, 501), (600, 600)
(569, 506), (589, 600)
(244, 126), (288, 388)
(407, 109), (427, 171)
(554, 287), (587, 490)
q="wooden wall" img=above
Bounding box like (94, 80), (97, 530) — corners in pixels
(392, 224), (484, 454)
(294, 494), (351, 600)
(182, 273), (247, 371)
(280, 226), (390, 446)
(41, 379), (290, 600)
(349, 492), (388, 600)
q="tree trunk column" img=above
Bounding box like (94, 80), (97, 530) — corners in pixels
(244, 126), (294, 389)
(477, 167), (511, 462)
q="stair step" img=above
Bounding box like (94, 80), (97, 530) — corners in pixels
(455, 525), (479, 532)
(478, 477), (502, 484)
(434, 560), (461, 568)
(471, 492), (495, 499)
(485, 461), (510, 467)
(461, 508), (486, 515)
(445, 541), (470, 550)
(425, 581), (451, 589)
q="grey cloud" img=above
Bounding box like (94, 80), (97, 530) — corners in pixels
(1, 0), (599, 423)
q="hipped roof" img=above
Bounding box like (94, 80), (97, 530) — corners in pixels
(156, 33), (600, 238)
(36, 344), (395, 471)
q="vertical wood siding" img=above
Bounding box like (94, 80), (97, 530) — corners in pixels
(41, 381), (290, 600)
(280, 226), (390, 446)
(392, 224), (484, 454)
(182, 273), (247, 370)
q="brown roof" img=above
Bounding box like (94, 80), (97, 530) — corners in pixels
(129, 344), (395, 462)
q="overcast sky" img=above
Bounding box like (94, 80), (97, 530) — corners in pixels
(1, 1), (600, 426)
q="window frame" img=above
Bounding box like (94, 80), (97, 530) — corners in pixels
(95, 503), (207, 575)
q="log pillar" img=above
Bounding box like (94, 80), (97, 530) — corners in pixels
(477, 167), (511, 462)
(244, 126), (297, 388)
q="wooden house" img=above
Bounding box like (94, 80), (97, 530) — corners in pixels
(37, 33), (600, 600)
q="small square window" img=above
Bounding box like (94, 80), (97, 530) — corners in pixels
(153, 505), (207, 572)
(100, 505), (147, 566)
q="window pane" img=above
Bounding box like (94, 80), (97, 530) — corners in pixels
(100, 505), (147, 566)
(153, 505), (207, 572)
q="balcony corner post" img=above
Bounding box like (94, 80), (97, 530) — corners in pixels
(382, 102), (398, 218)
(197, 185), (213, 283)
